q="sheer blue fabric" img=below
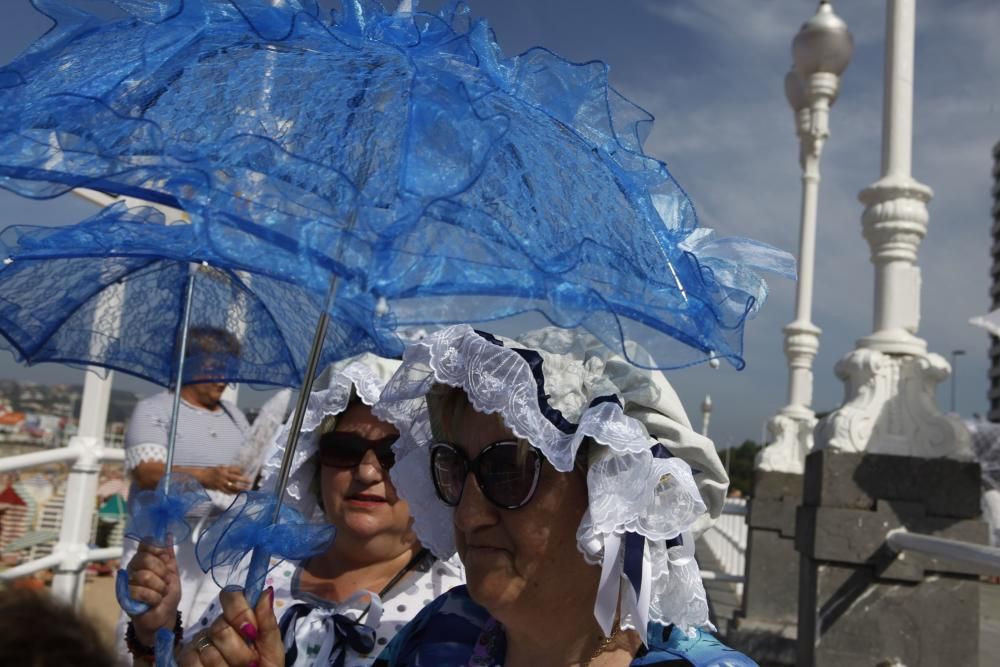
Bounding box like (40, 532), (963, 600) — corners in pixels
(195, 490), (336, 606)
(125, 472), (209, 545)
(116, 473), (208, 622)
(0, 201), (401, 385)
(0, 0), (793, 369)
(154, 627), (177, 667)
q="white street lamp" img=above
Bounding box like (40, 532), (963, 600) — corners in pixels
(757, 1), (852, 475)
(814, 0), (970, 460)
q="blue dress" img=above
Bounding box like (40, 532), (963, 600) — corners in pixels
(373, 586), (757, 667)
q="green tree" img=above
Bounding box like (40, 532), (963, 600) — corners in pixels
(724, 440), (762, 497)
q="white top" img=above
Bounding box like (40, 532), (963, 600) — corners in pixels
(124, 391), (249, 469)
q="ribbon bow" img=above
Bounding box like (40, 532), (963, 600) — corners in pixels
(196, 490), (336, 606)
(116, 473), (210, 616)
(278, 594), (382, 666)
(125, 472), (210, 546)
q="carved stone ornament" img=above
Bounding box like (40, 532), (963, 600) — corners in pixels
(814, 349), (972, 460)
(757, 413), (818, 474)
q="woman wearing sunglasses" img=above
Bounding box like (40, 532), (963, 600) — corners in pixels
(123, 353), (463, 667)
(365, 325), (757, 667)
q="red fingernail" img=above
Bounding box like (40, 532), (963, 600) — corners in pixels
(240, 622), (258, 641)
(249, 662), (259, 667)
(267, 587), (274, 608)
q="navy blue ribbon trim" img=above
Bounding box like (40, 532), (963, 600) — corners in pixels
(623, 531), (645, 599)
(471, 330), (626, 436)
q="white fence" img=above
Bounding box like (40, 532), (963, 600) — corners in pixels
(701, 498), (748, 594)
(0, 371), (123, 607)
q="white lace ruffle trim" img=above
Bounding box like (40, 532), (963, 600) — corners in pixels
(374, 324), (712, 635)
(124, 442), (167, 472)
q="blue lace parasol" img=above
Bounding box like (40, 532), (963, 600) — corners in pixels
(0, 0), (793, 370)
(0, 202), (339, 641)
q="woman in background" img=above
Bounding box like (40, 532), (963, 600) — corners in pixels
(124, 353), (463, 666)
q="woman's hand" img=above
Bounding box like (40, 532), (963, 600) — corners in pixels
(127, 541), (181, 646)
(178, 588), (283, 667)
(198, 465), (253, 493)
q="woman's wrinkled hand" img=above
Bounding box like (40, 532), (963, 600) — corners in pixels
(178, 587), (283, 667)
(127, 540), (182, 646)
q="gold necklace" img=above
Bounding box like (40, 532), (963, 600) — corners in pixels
(582, 625), (621, 667)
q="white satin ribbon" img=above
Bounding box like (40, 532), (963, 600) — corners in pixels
(592, 533), (651, 647)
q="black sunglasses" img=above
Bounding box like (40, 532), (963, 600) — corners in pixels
(429, 440), (543, 510)
(318, 432), (397, 470)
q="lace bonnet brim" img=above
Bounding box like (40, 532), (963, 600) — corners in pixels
(374, 324), (728, 640)
(259, 352), (403, 521)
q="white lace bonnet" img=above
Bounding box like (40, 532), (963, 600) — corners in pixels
(374, 324), (727, 641)
(259, 352), (403, 519)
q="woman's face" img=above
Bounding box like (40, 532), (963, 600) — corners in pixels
(446, 405), (598, 624)
(320, 402), (416, 555)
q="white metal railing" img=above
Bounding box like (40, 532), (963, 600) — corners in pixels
(0, 438), (125, 585)
(886, 528), (1000, 573)
(0, 546), (122, 581)
(701, 498), (749, 592)
(0, 442), (123, 473)
(0, 369), (122, 607)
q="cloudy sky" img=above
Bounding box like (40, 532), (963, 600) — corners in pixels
(0, 1), (998, 449)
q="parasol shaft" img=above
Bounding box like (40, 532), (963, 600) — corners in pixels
(268, 276), (339, 522)
(163, 270), (197, 495)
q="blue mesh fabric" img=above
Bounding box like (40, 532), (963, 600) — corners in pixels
(0, 0), (794, 369)
(124, 472), (210, 545)
(195, 490), (336, 606)
(154, 627), (177, 667)
(0, 202), (403, 385)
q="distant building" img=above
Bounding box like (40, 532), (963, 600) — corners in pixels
(991, 140), (1000, 421)
(0, 482), (36, 564)
(30, 486), (67, 560)
(0, 409), (25, 434)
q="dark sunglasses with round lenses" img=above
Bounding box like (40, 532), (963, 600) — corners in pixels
(318, 432), (397, 470)
(430, 440), (543, 510)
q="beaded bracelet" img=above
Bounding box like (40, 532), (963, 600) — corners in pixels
(125, 611), (183, 659)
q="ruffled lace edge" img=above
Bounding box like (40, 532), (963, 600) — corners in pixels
(124, 442), (167, 472)
(374, 325), (656, 473)
(374, 324), (714, 633)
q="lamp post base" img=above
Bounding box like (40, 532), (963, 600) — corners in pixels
(815, 348), (971, 460)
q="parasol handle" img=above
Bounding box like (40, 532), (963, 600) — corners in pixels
(163, 270), (197, 495)
(154, 627), (178, 667)
(267, 276), (339, 522)
(115, 568), (151, 615)
(243, 545), (272, 608)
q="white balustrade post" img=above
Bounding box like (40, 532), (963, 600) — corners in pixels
(815, 0), (970, 459)
(759, 1), (852, 474)
(50, 367), (113, 606)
